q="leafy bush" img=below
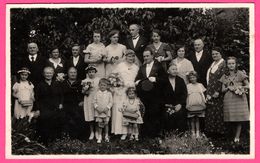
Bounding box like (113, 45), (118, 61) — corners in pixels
(11, 8), (250, 73)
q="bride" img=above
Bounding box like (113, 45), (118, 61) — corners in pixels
(111, 49), (139, 140)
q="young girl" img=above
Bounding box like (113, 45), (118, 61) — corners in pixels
(93, 78), (113, 143)
(220, 57), (249, 143)
(121, 87), (144, 141)
(82, 65), (100, 140)
(186, 71), (206, 138)
(12, 67), (34, 119)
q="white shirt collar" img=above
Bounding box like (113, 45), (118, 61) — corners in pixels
(195, 50), (203, 61)
(73, 55), (79, 66)
(49, 58), (63, 68)
(28, 54), (38, 61)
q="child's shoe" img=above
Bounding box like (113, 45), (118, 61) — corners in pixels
(134, 134), (139, 141)
(129, 135), (134, 141)
(196, 131), (200, 138)
(89, 132), (95, 140)
(121, 134), (127, 140)
(105, 135), (110, 143)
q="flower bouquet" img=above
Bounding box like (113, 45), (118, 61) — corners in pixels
(107, 73), (124, 88)
(81, 81), (93, 96)
(110, 56), (120, 64)
(233, 86), (248, 96)
(165, 104), (175, 115)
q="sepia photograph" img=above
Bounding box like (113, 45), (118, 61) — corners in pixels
(6, 3), (255, 158)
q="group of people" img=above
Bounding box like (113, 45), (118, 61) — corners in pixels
(12, 24), (250, 145)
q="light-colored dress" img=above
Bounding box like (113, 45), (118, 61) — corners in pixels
(82, 77), (100, 122)
(122, 97), (144, 125)
(105, 43), (126, 77)
(84, 43), (106, 78)
(186, 83), (206, 118)
(12, 81), (34, 119)
(219, 70), (249, 122)
(111, 62), (139, 135)
(171, 58), (194, 84)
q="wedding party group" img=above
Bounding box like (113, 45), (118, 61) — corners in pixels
(11, 23), (250, 146)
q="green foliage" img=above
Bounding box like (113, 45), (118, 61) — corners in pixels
(11, 8), (250, 72)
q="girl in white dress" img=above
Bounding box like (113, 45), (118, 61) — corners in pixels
(82, 65), (100, 140)
(84, 30), (106, 78)
(186, 71), (206, 138)
(12, 67), (34, 119)
(121, 87), (144, 141)
(111, 49), (139, 140)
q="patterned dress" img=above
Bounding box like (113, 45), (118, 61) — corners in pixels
(204, 61), (226, 134)
(219, 70), (249, 122)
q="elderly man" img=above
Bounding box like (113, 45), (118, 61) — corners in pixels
(125, 24), (148, 66)
(65, 44), (87, 80)
(19, 42), (46, 86)
(188, 39), (212, 87)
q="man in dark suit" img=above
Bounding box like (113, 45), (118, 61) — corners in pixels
(135, 50), (167, 137)
(125, 24), (148, 66)
(65, 44), (87, 80)
(188, 39), (212, 87)
(19, 42), (46, 86)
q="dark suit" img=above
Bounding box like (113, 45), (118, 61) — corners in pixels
(160, 76), (188, 132)
(188, 50), (212, 87)
(65, 55), (87, 80)
(19, 55), (47, 86)
(125, 36), (147, 63)
(135, 60), (167, 137)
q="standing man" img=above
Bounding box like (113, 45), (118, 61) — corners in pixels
(65, 44), (87, 80)
(188, 39), (212, 87)
(135, 50), (167, 137)
(19, 42), (46, 86)
(125, 24), (148, 66)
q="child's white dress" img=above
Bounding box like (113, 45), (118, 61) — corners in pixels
(12, 81), (34, 119)
(122, 97), (143, 125)
(82, 77), (100, 122)
(186, 83), (206, 118)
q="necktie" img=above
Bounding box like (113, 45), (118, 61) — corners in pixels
(31, 56), (34, 62)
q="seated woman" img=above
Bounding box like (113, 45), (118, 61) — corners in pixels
(160, 63), (188, 133)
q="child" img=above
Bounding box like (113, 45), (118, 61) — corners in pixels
(93, 78), (113, 143)
(12, 67), (35, 119)
(220, 57), (249, 143)
(82, 65), (100, 140)
(186, 71), (206, 138)
(121, 87), (144, 141)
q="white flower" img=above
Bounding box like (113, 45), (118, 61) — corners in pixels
(24, 137), (31, 143)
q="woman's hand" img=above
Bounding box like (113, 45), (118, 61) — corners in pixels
(212, 92), (219, 98)
(175, 104), (182, 112)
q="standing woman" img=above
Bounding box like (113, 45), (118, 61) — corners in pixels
(84, 30), (106, 78)
(111, 49), (139, 140)
(46, 47), (66, 82)
(204, 47), (226, 136)
(62, 67), (85, 139)
(105, 30), (127, 77)
(170, 45), (194, 84)
(145, 29), (172, 71)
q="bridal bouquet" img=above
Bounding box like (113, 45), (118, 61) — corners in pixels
(82, 81), (93, 96)
(107, 73), (124, 88)
(233, 86), (248, 96)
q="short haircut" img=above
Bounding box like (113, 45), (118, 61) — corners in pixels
(152, 29), (161, 36)
(99, 78), (109, 85)
(108, 30), (120, 38)
(187, 71), (198, 82)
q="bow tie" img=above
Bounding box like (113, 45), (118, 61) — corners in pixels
(132, 36), (139, 40)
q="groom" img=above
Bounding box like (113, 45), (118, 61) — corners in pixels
(135, 50), (167, 137)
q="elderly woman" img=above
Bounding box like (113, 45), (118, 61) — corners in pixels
(35, 67), (64, 145)
(105, 30), (127, 77)
(84, 30), (106, 78)
(160, 63), (188, 132)
(111, 49), (139, 140)
(204, 47), (226, 136)
(46, 47), (66, 82)
(61, 67), (85, 139)
(170, 45), (194, 84)
(145, 29), (172, 71)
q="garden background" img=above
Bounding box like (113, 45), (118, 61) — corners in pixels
(10, 7), (250, 154)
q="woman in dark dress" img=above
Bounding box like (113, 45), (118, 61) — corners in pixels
(160, 63), (188, 133)
(204, 47), (226, 136)
(35, 66), (64, 145)
(62, 67), (85, 139)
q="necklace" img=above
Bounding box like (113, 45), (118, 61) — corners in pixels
(129, 98), (135, 105)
